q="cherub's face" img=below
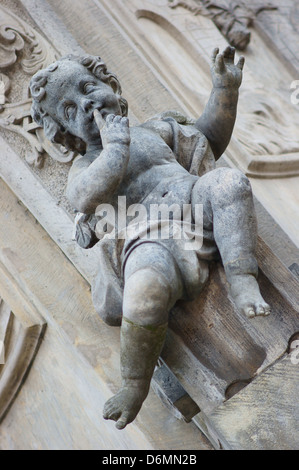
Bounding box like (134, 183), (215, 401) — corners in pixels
(42, 61), (122, 147)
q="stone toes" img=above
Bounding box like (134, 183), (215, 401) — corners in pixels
(264, 307), (271, 316)
(256, 306), (265, 316)
(103, 400), (121, 421)
(104, 408), (121, 422)
(245, 303), (271, 319)
(103, 407), (111, 420)
(246, 307), (255, 318)
(116, 412), (131, 430)
(256, 303), (271, 316)
(103, 400), (114, 415)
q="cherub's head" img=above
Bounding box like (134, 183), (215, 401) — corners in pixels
(30, 55), (128, 154)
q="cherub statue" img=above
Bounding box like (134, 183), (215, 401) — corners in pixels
(30, 46), (270, 430)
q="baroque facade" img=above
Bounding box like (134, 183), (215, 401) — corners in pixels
(0, 0), (298, 450)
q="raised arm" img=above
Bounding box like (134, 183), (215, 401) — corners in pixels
(66, 112), (130, 214)
(195, 46), (245, 160)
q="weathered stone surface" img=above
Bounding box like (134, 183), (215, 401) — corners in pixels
(152, 360), (200, 422)
(0, 0), (298, 450)
(253, 0), (299, 76)
(162, 246), (299, 414)
(0, 177), (212, 450)
(168, 0), (277, 51)
(206, 354), (299, 450)
(28, 36), (275, 430)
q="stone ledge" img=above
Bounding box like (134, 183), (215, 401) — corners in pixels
(205, 354), (299, 450)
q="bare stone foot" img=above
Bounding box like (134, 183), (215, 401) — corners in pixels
(229, 274), (271, 318)
(103, 385), (148, 430)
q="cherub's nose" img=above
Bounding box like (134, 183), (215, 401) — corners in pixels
(81, 98), (94, 112)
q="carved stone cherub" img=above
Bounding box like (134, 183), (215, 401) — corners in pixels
(30, 47), (270, 430)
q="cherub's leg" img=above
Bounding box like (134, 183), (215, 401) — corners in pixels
(192, 167), (270, 318)
(103, 243), (183, 429)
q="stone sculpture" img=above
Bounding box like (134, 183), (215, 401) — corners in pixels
(30, 46), (270, 430)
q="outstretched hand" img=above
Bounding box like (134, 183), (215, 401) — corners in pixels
(211, 46), (245, 90)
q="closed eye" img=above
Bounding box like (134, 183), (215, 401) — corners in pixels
(64, 103), (76, 120)
(83, 82), (96, 94)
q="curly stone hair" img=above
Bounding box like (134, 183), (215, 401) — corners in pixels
(30, 54), (128, 154)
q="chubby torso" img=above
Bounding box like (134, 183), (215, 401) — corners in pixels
(108, 124), (198, 209)
(69, 119), (218, 300)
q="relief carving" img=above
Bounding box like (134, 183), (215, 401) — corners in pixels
(236, 90), (299, 157)
(99, 0), (299, 178)
(168, 0), (277, 51)
(0, 5), (76, 168)
(164, 0), (299, 176)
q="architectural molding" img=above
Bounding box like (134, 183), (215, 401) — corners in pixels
(0, 0), (298, 448)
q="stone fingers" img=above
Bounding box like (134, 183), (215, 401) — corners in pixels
(237, 56), (245, 70)
(212, 46), (245, 71)
(214, 53), (225, 73)
(223, 45), (235, 63)
(94, 111), (129, 130)
(211, 47), (219, 65)
(93, 109), (106, 131)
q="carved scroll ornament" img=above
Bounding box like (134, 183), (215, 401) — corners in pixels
(0, 5), (76, 168)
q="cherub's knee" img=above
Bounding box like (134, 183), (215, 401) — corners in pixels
(123, 268), (172, 326)
(212, 168), (252, 205)
(226, 168), (251, 195)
